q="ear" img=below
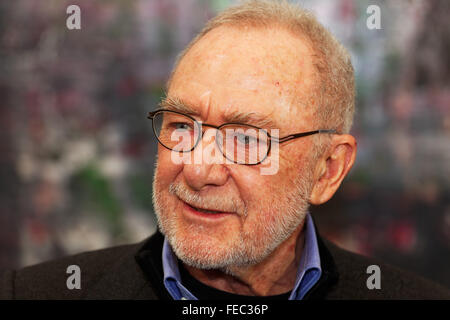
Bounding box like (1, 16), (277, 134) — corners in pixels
(309, 134), (357, 205)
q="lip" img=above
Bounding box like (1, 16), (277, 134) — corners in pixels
(182, 201), (234, 219)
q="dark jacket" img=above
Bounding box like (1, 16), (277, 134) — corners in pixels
(1, 230), (449, 300)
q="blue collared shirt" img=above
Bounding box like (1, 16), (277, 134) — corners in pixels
(162, 213), (322, 300)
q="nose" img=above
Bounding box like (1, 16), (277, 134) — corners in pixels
(182, 127), (229, 191)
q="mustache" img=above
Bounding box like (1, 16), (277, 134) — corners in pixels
(168, 183), (246, 216)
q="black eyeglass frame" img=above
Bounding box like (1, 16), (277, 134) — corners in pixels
(147, 109), (337, 165)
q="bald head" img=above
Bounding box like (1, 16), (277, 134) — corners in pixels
(167, 0), (355, 134)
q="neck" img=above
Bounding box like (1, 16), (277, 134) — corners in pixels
(183, 221), (306, 296)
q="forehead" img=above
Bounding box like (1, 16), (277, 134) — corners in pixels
(168, 25), (318, 130)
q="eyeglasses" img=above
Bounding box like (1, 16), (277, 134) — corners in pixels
(147, 109), (336, 165)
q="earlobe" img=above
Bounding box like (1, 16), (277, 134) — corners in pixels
(309, 182), (326, 205)
(309, 134), (357, 205)
(309, 157), (329, 205)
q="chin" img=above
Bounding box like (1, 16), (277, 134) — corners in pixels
(165, 222), (244, 269)
(166, 222), (280, 272)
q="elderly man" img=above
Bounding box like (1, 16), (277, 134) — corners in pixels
(1, 0), (449, 300)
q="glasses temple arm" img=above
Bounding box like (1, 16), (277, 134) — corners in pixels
(271, 129), (337, 143)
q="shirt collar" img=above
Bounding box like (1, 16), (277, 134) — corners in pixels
(289, 212), (322, 299)
(162, 212), (322, 300)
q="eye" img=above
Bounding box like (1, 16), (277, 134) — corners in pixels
(236, 133), (257, 146)
(171, 122), (194, 131)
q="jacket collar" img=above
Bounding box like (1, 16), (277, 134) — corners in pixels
(134, 231), (173, 300)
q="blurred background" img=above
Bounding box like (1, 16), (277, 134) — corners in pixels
(0, 0), (449, 288)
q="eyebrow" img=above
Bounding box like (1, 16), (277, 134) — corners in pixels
(158, 96), (278, 129)
(158, 96), (200, 116)
(223, 110), (277, 129)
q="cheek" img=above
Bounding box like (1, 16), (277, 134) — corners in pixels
(236, 158), (293, 191)
(231, 158), (302, 216)
(230, 165), (289, 214)
(154, 150), (185, 222)
(156, 148), (184, 185)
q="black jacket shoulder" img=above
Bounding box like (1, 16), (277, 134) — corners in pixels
(0, 241), (155, 299)
(323, 239), (450, 299)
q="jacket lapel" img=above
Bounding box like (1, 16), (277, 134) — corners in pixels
(83, 237), (160, 300)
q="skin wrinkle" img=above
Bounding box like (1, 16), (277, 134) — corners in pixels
(153, 25), (328, 296)
(199, 90), (212, 120)
(160, 94), (279, 130)
(161, 83), (316, 141)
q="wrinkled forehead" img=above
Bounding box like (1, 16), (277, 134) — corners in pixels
(165, 81), (279, 128)
(168, 26), (318, 131)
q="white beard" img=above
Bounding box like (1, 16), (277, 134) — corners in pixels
(152, 162), (315, 273)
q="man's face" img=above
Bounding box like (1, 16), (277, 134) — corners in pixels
(153, 26), (319, 271)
